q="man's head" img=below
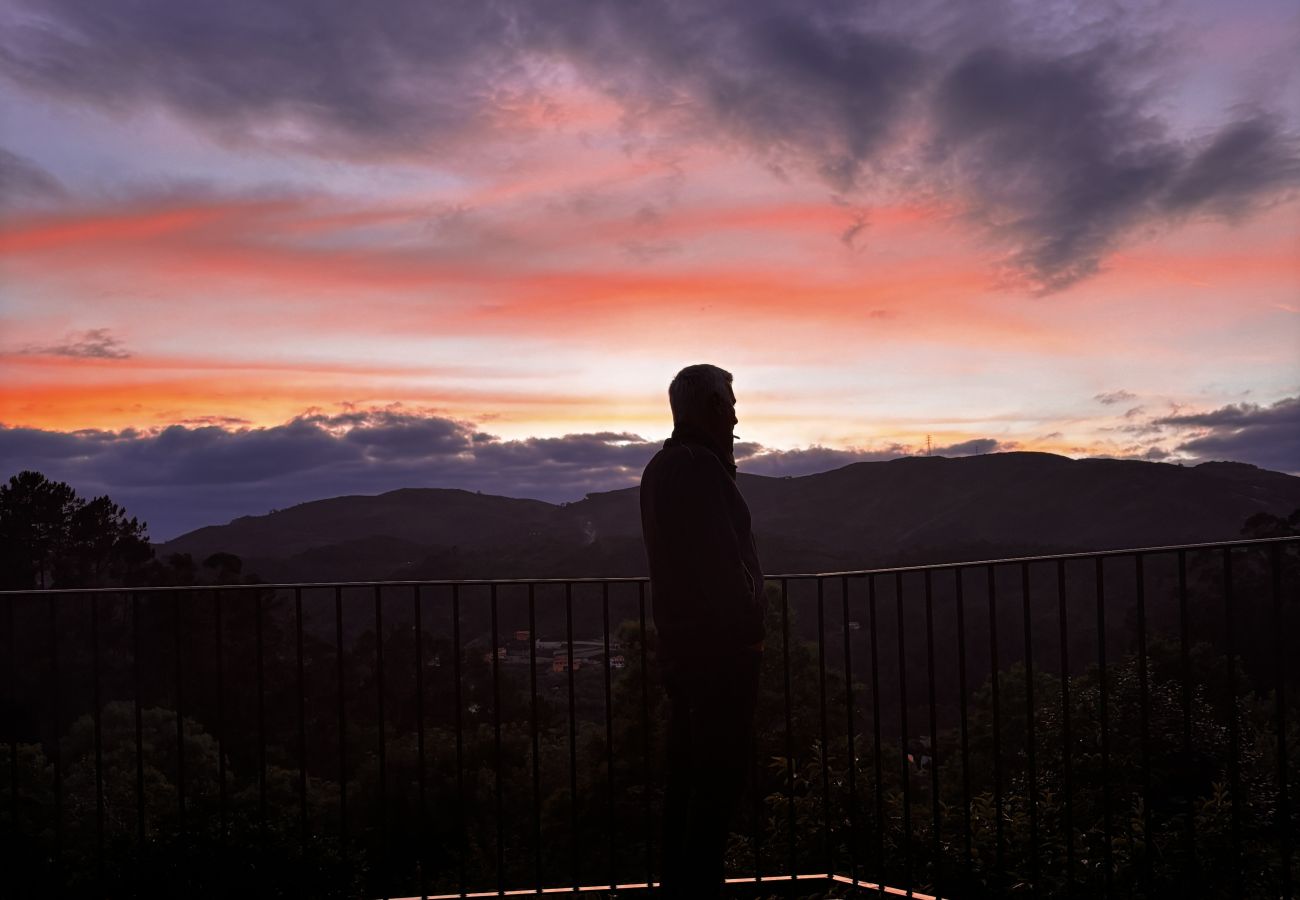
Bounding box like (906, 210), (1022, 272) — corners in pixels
(668, 364), (737, 451)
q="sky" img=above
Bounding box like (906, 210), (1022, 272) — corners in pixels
(1, 0), (1298, 540)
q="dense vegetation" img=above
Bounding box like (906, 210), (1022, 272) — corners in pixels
(0, 470), (259, 591)
(1, 471), (1297, 898)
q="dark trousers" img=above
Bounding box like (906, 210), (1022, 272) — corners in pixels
(659, 650), (762, 899)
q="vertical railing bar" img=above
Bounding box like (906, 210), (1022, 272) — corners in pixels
(895, 571), (912, 897)
(956, 569), (972, 888)
(1057, 560), (1074, 899)
(174, 589), (186, 832)
(335, 585), (348, 847)
(565, 581), (579, 892)
(132, 591), (145, 848)
(1224, 547), (1242, 895)
(1095, 557), (1113, 896)
(216, 589), (227, 843)
(754, 577), (759, 884)
(414, 585), (428, 900)
(868, 574), (884, 898)
(1177, 549), (1195, 889)
(817, 577), (832, 875)
(602, 582), (615, 891)
(295, 587), (308, 849)
(256, 590), (267, 830)
(1021, 561), (1038, 897)
(988, 566), (1004, 882)
(781, 578), (796, 882)
(924, 569), (941, 897)
(5, 598), (13, 837)
(491, 583), (503, 897)
(452, 583), (466, 897)
(753, 683), (763, 890)
(1135, 554), (1152, 889)
(1271, 543), (1292, 899)
(49, 593), (63, 881)
(842, 575), (859, 886)
(376, 584), (388, 900)
(530, 583), (543, 893)
(637, 582), (653, 889)
(91, 593), (105, 887)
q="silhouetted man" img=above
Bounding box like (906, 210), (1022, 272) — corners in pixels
(640, 363), (765, 899)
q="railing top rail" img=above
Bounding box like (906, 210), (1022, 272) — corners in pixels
(4, 534), (1295, 595)
(773, 533), (1297, 579)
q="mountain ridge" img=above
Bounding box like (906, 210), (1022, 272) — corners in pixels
(156, 451), (1300, 581)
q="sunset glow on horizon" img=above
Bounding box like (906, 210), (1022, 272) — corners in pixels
(2, 0), (1297, 538)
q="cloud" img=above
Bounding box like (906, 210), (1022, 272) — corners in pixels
(933, 437), (1009, 456)
(0, 0), (928, 179)
(0, 1), (524, 160)
(2, 405), (1022, 539)
(0, 146), (63, 204)
(5, 398), (1286, 544)
(736, 443), (908, 477)
(0, 408), (662, 539)
(1094, 389), (1137, 405)
(1154, 396), (1300, 473)
(734, 435), (1013, 476)
(929, 46), (1299, 292)
(1094, 443), (1176, 463)
(174, 415), (252, 427)
(1163, 115), (1300, 217)
(3, 1), (1294, 290)
(18, 327), (131, 359)
(620, 239), (681, 262)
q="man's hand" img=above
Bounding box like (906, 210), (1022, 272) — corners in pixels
(747, 640), (764, 652)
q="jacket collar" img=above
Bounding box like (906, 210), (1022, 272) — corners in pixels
(666, 423), (738, 480)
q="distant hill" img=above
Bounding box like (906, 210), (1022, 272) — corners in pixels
(156, 452), (1300, 582)
(160, 488), (572, 579)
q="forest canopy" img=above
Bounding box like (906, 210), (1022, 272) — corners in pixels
(0, 471), (250, 590)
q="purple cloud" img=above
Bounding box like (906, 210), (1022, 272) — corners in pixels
(0, 145), (63, 204)
(16, 327), (131, 359)
(0, 411), (656, 539)
(1094, 389), (1137, 405)
(736, 443), (908, 477)
(2, 0), (1294, 290)
(0, 403), (1030, 540)
(1155, 396), (1300, 474)
(933, 437), (1009, 456)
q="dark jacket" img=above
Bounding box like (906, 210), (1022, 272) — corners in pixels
(639, 425), (765, 675)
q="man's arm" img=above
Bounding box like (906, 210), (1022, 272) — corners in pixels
(662, 452), (755, 635)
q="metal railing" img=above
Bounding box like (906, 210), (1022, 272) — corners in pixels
(2, 535), (1296, 898)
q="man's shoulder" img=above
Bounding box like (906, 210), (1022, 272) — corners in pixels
(642, 441), (721, 482)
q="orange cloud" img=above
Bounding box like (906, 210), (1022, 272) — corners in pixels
(0, 200), (297, 254)
(1107, 245), (1300, 287)
(3, 187), (1294, 440)
(0, 349), (626, 432)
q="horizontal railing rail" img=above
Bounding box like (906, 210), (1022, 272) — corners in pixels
(2, 535), (1296, 898)
(7, 535), (1295, 595)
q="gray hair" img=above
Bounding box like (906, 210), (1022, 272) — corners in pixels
(668, 363), (732, 425)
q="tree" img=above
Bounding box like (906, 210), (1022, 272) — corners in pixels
(0, 470), (152, 589)
(201, 551), (244, 584)
(1241, 508), (1300, 539)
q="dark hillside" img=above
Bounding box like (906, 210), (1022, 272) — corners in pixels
(157, 452), (1300, 581)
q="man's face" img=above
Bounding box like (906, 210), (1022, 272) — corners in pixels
(712, 385), (738, 444)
